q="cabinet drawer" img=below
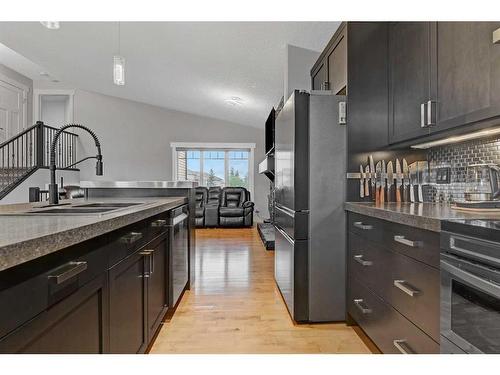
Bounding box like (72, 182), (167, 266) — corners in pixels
(348, 277), (439, 354)
(349, 232), (440, 340)
(383, 221), (440, 268)
(386, 250), (440, 341)
(349, 212), (439, 268)
(348, 212), (383, 243)
(348, 233), (390, 293)
(0, 237), (109, 340)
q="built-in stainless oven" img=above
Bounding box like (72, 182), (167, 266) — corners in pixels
(441, 231), (500, 354)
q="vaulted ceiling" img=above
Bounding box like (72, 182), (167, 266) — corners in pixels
(0, 22), (339, 127)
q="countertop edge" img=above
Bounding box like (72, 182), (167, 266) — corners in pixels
(0, 197), (187, 272)
(344, 202), (441, 232)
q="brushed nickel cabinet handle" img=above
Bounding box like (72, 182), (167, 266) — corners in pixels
(393, 280), (419, 297)
(151, 219), (167, 227)
(354, 255), (373, 266)
(48, 261), (87, 284)
(393, 339), (414, 354)
(120, 231), (143, 244)
(353, 299), (372, 314)
(427, 100), (436, 126)
(394, 235), (422, 248)
(139, 250), (154, 277)
(353, 221), (373, 230)
(420, 103), (426, 128)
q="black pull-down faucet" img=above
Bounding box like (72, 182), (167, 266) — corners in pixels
(49, 124), (103, 205)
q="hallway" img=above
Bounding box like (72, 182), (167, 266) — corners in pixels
(150, 227), (371, 354)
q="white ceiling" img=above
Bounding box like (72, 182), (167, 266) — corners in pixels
(0, 22), (340, 127)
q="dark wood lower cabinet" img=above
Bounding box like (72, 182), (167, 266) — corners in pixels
(108, 248), (149, 354)
(109, 232), (169, 354)
(347, 212), (440, 353)
(146, 235), (168, 341)
(0, 274), (108, 354)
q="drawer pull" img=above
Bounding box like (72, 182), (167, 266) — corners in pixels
(353, 221), (373, 230)
(354, 255), (373, 266)
(353, 299), (372, 314)
(393, 339), (414, 354)
(151, 219), (167, 227)
(48, 261), (87, 284)
(120, 231), (143, 244)
(393, 280), (420, 297)
(394, 235), (422, 248)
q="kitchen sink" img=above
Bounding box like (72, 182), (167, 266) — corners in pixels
(76, 203), (142, 208)
(25, 208), (117, 214)
(0, 202), (150, 216)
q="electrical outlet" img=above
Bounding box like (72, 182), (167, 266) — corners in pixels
(436, 167), (451, 184)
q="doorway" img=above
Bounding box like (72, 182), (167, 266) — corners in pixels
(0, 75), (27, 144)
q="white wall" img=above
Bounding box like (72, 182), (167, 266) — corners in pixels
(1, 169), (80, 204)
(72, 90), (269, 217)
(284, 44), (320, 101)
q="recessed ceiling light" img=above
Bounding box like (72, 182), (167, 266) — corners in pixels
(39, 71), (49, 77)
(225, 97), (244, 106)
(40, 21), (60, 30)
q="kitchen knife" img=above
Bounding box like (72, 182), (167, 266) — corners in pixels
(369, 155), (375, 202)
(359, 164), (364, 198)
(375, 161), (381, 204)
(386, 161), (394, 202)
(365, 165), (370, 198)
(402, 158), (409, 203)
(417, 161), (428, 203)
(409, 162), (416, 203)
(395, 159), (402, 203)
(380, 160), (386, 204)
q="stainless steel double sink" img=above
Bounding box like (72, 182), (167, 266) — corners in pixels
(3, 202), (146, 216)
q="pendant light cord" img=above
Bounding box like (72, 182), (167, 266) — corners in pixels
(118, 21), (121, 55)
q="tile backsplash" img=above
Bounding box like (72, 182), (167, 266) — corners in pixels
(426, 135), (500, 203)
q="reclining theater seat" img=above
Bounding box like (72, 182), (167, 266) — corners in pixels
(204, 186), (221, 227)
(219, 187), (254, 227)
(194, 187), (208, 227)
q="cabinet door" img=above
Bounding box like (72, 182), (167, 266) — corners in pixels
(388, 22), (434, 143)
(109, 250), (148, 354)
(328, 33), (347, 94)
(436, 22), (500, 131)
(146, 236), (168, 340)
(312, 63), (327, 90)
(0, 275), (108, 354)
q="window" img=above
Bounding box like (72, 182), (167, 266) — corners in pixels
(171, 142), (255, 193)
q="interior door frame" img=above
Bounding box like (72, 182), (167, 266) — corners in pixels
(0, 71), (28, 137)
(33, 89), (75, 126)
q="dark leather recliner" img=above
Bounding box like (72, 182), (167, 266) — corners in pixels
(204, 186), (221, 227)
(219, 187), (254, 227)
(194, 187), (208, 227)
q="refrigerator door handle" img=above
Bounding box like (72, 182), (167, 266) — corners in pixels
(275, 224), (295, 245)
(275, 204), (295, 218)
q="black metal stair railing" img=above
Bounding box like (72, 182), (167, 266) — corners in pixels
(0, 121), (79, 199)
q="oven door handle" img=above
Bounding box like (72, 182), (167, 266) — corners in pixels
(441, 260), (500, 299)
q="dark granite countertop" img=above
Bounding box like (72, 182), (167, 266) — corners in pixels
(344, 202), (500, 232)
(0, 197), (187, 272)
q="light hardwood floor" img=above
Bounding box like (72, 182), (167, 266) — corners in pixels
(150, 227), (371, 354)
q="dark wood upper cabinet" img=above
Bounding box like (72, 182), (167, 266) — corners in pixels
(327, 33), (347, 95)
(388, 22), (435, 144)
(312, 62), (327, 90)
(311, 23), (347, 93)
(434, 22), (500, 132)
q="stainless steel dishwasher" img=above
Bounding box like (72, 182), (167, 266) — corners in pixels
(168, 204), (189, 307)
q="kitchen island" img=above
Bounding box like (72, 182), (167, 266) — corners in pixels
(0, 196), (191, 354)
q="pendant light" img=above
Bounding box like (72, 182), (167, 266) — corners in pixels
(113, 22), (125, 86)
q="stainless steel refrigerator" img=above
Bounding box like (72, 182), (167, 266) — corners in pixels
(274, 90), (347, 322)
